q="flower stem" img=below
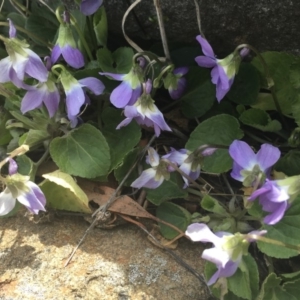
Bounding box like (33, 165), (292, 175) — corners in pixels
(248, 234), (300, 253)
(70, 15), (94, 61)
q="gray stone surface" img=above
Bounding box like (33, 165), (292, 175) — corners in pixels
(0, 209), (209, 299)
(104, 0), (300, 55)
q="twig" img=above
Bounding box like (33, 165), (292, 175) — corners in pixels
(122, 0), (144, 52)
(92, 134), (156, 217)
(153, 0), (171, 61)
(64, 135), (157, 266)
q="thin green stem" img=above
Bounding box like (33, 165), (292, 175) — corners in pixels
(248, 234), (300, 253)
(70, 16), (93, 61)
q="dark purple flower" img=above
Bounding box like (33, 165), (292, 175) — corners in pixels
(80, 0), (103, 16)
(60, 70), (105, 125)
(195, 35), (247, 102)
(51, 15), (84, 69)
(185, 223), (266, 285)
(0, 19), (48, 85)
(100, 62), (144, 108)
(163, 67), (188, 100)
(229, 140), (280, 187)
(131, 148), (171, 189)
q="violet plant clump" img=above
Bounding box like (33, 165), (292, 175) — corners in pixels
(1, 2), (300, 299)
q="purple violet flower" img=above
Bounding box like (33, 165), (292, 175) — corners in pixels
(163, 67), (188, 100)
(80, 0), (103, 16)
(163, 147), (216, 188)
(249, 179), (289, 225)
(60, 70), (105, 125)
(100, 61), (144, 108)
(195, 35), (248, 102)
(131, 148), (172, 189)
(21, 79), (60, 117)
(229, 140), (280, 187)
(185, 223), (266, 285)
(0, 158), (46, 216)
(116, 79), (171, 137)
(51, 12), (84, 69)
(0, 19), (48, 85)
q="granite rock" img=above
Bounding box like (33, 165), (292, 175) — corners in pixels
(0, 209), (210, 300)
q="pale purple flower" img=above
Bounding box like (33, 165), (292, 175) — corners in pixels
(21, 79), (60, 117)
(131, 148), (171, 189)
(0, 19), (48, 85)
(60, 70), (105, 125)
(195, 35), (248, 102)
(100, 62), (144, 108)
(249, 179), (289, 225)
(163, 67), (188, 100)
(116, 79), (171, 137)
(185, 223), (266, 285)
(0, 159), (46, 216)
(80, 0), (103, 15)
(163, 147), (216, 188)
(229, 140), (280, 187)
(51, 12), (84, 69)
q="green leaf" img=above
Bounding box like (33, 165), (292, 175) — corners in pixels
(289, 61), (300, 90)
(156, 202), (191, 239)
(15, 155), (34, 176)
(239, 108), (282, 132)
(146, 173), (188, 205)
(275, 150), (300, 176)
(202, 149), (233, 173)
(256, 273), (297, 300)
(257, 198), (300, 258)
(49, 124), (110, 178)
(18, 129), (49, 147)
(186, 114), (243, 173)
(291, 100), (300, 127)
(25, 14), (57, 46)
(252, 52), (298, 114)
(101, 107), (141, 171)
(281, 270), (300, 282)
(0, 111), (12, 145)
(41, 170), (92, 213)
(97, 47), (134, 74)
(180, 67), (216, 118)
(227, 255), (259, 300)
(93, 6), (107, 46)
(114, 148), (140, 186)
(283, 279), (300, 298)
(227, 63), (260, 105)
(201, 194), (229, 216)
